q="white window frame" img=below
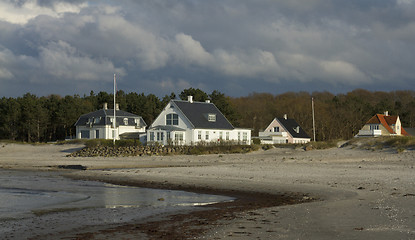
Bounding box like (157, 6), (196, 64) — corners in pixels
(208, 114), (216, 122)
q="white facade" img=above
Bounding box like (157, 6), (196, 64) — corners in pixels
(76, 124), (146, 140)
(147, 99), (251, 146)
(259, 115), (311, 144)
(75, 104), (147, 141)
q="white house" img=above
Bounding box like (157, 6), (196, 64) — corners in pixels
(259, 114), (311, 144)
(357, 111), (409, 137)
(75, 103), (147, 141)
(147, 96), (251, 145)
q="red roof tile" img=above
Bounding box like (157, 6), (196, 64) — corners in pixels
(365, 113), (409, 135)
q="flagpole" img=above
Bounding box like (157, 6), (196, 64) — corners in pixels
(312, 97), (316, 142)
(113, 73), (116, 145)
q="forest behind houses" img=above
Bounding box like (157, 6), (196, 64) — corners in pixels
(1, 88), (414, 143)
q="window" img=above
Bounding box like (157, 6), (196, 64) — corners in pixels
(238, 132), (241, 141)
(166, 113), (179, 125)
(370, 125), (379, 130)
(198, 131), (202, 140)
(94, 117), (100, 124)
(157, 132), (160, 141)
(226, 132), (230, 140)
(95, 130), (99, 139)
(219, 132), (223, 140)
(206, 131), (209, 140)
(123, 118), (128, 125)
(208, 114), (216, 122)
(175, 132), (184, 141)
(150, 132), (154, 141)
(81, 130), (90, 139)
(109, 117), (115, 126)
(243, 132), (248, 141)
(274, 127), (279, 132)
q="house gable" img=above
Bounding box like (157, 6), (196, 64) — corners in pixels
(149, 101), (194, 130)
(276, 118), (310, 139)
(360, 112), (409, 136)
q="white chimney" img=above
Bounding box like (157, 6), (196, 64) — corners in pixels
(115, 103), (120, 110)
(284, 114), (287, 120)
(384, 111), (388, 116)
(103, 103), (108, 110)
(188, 96), (193, 103)
(205, 99), (211, 103)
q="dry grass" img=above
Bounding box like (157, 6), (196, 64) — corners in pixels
(345, 136), (415, 152)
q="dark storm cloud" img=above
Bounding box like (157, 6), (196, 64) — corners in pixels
(0, 0), (414, 97)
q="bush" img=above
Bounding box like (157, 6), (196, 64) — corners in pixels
(115, 139), (142, 147)
(252, 138), (261, 145)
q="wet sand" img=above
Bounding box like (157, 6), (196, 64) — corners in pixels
(0, 142), (414, 239)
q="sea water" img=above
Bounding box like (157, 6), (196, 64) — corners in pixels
(0, 170), (232, 238)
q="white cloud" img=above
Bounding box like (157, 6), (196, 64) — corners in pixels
(212, 49), (280, 78)
(0, 0), (87, 25)
(280, 53), (370, 85)
(174, 33), (212, 66)
(39, 41), (124, 82)
(319, 60), (370, 84)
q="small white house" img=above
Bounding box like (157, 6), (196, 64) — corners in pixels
(147, 96), (251, 145)
(259, 114), (311, 144)
(75, 103), (147, 141)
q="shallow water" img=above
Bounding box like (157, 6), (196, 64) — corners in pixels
(0, 169), (232, 238)
(0, 170), (231, 219)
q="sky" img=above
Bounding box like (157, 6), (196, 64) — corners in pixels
(1, 0), (415, 98)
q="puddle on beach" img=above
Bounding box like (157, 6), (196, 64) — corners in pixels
(0, 170), (232, 220)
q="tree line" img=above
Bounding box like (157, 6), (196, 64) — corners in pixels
(0, 88), (414, 142)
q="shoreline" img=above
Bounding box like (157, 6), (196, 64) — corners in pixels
(64, 174), (309, 239)
(1, 143), (415, 239)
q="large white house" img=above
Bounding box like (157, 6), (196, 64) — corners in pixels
(75, 103), (147, 141)
(147, 96), (251, 145)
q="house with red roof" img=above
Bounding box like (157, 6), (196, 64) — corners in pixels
(357, 111), (409, 137)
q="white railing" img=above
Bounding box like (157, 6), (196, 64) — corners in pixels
(259, 131), (288, 137)
(358, 130), (382, 136)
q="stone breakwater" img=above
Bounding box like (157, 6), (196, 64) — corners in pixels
(67, 145), (195, 157)
(67, 145), (256, 157)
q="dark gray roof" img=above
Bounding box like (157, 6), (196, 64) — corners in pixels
(277, 118), (310, 139)
(172, 100), (234, 130)
(75, 109), (146, 127)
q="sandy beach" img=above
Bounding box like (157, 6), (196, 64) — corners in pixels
(0, 142), (414, 239)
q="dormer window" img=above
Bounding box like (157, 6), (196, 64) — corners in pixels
(123, 118), (128, 125)
(166, 113), (179, 125)
(208, 114), (216, 122)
